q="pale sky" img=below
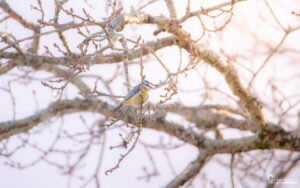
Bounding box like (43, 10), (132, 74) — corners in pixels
(0, 0), (300, 187)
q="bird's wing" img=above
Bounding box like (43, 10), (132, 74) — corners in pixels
(124, 85), (141, 100)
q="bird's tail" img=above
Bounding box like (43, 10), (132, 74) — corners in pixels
(113, 103), (123, 112)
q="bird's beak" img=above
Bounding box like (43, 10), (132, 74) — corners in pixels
(149, 83), (155, 89)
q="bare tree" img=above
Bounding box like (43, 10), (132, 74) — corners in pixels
(0, 0), (300, 187)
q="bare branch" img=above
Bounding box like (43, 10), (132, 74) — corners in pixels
(166, 150), (209, 188)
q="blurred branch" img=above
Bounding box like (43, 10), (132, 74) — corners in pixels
(0, 0), (40, 52)
(265, 155), (300, 188)
(1, 99), (300, 153)
(180, 0), (246, 23)
(150, 15), (265, 131)
(164, 0), (177, 19)
(166, 150), (209, 187)
(0, 37), (176, 66)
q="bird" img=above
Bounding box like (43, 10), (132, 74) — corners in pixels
(113, 80), (153, 112)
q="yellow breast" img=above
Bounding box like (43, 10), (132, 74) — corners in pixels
(124, 88), (149, 107)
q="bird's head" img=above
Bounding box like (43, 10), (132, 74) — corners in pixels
(142, 80), (154, 90)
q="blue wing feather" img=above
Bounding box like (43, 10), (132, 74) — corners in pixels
(113, 84), (142, 111)
(124, 85), (141, 100)
(113, 84), (141, 111)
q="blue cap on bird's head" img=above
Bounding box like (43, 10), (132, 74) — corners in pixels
(142, 80), (153, 90)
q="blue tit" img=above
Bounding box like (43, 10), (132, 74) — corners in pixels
(113, 80), (153, 112)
